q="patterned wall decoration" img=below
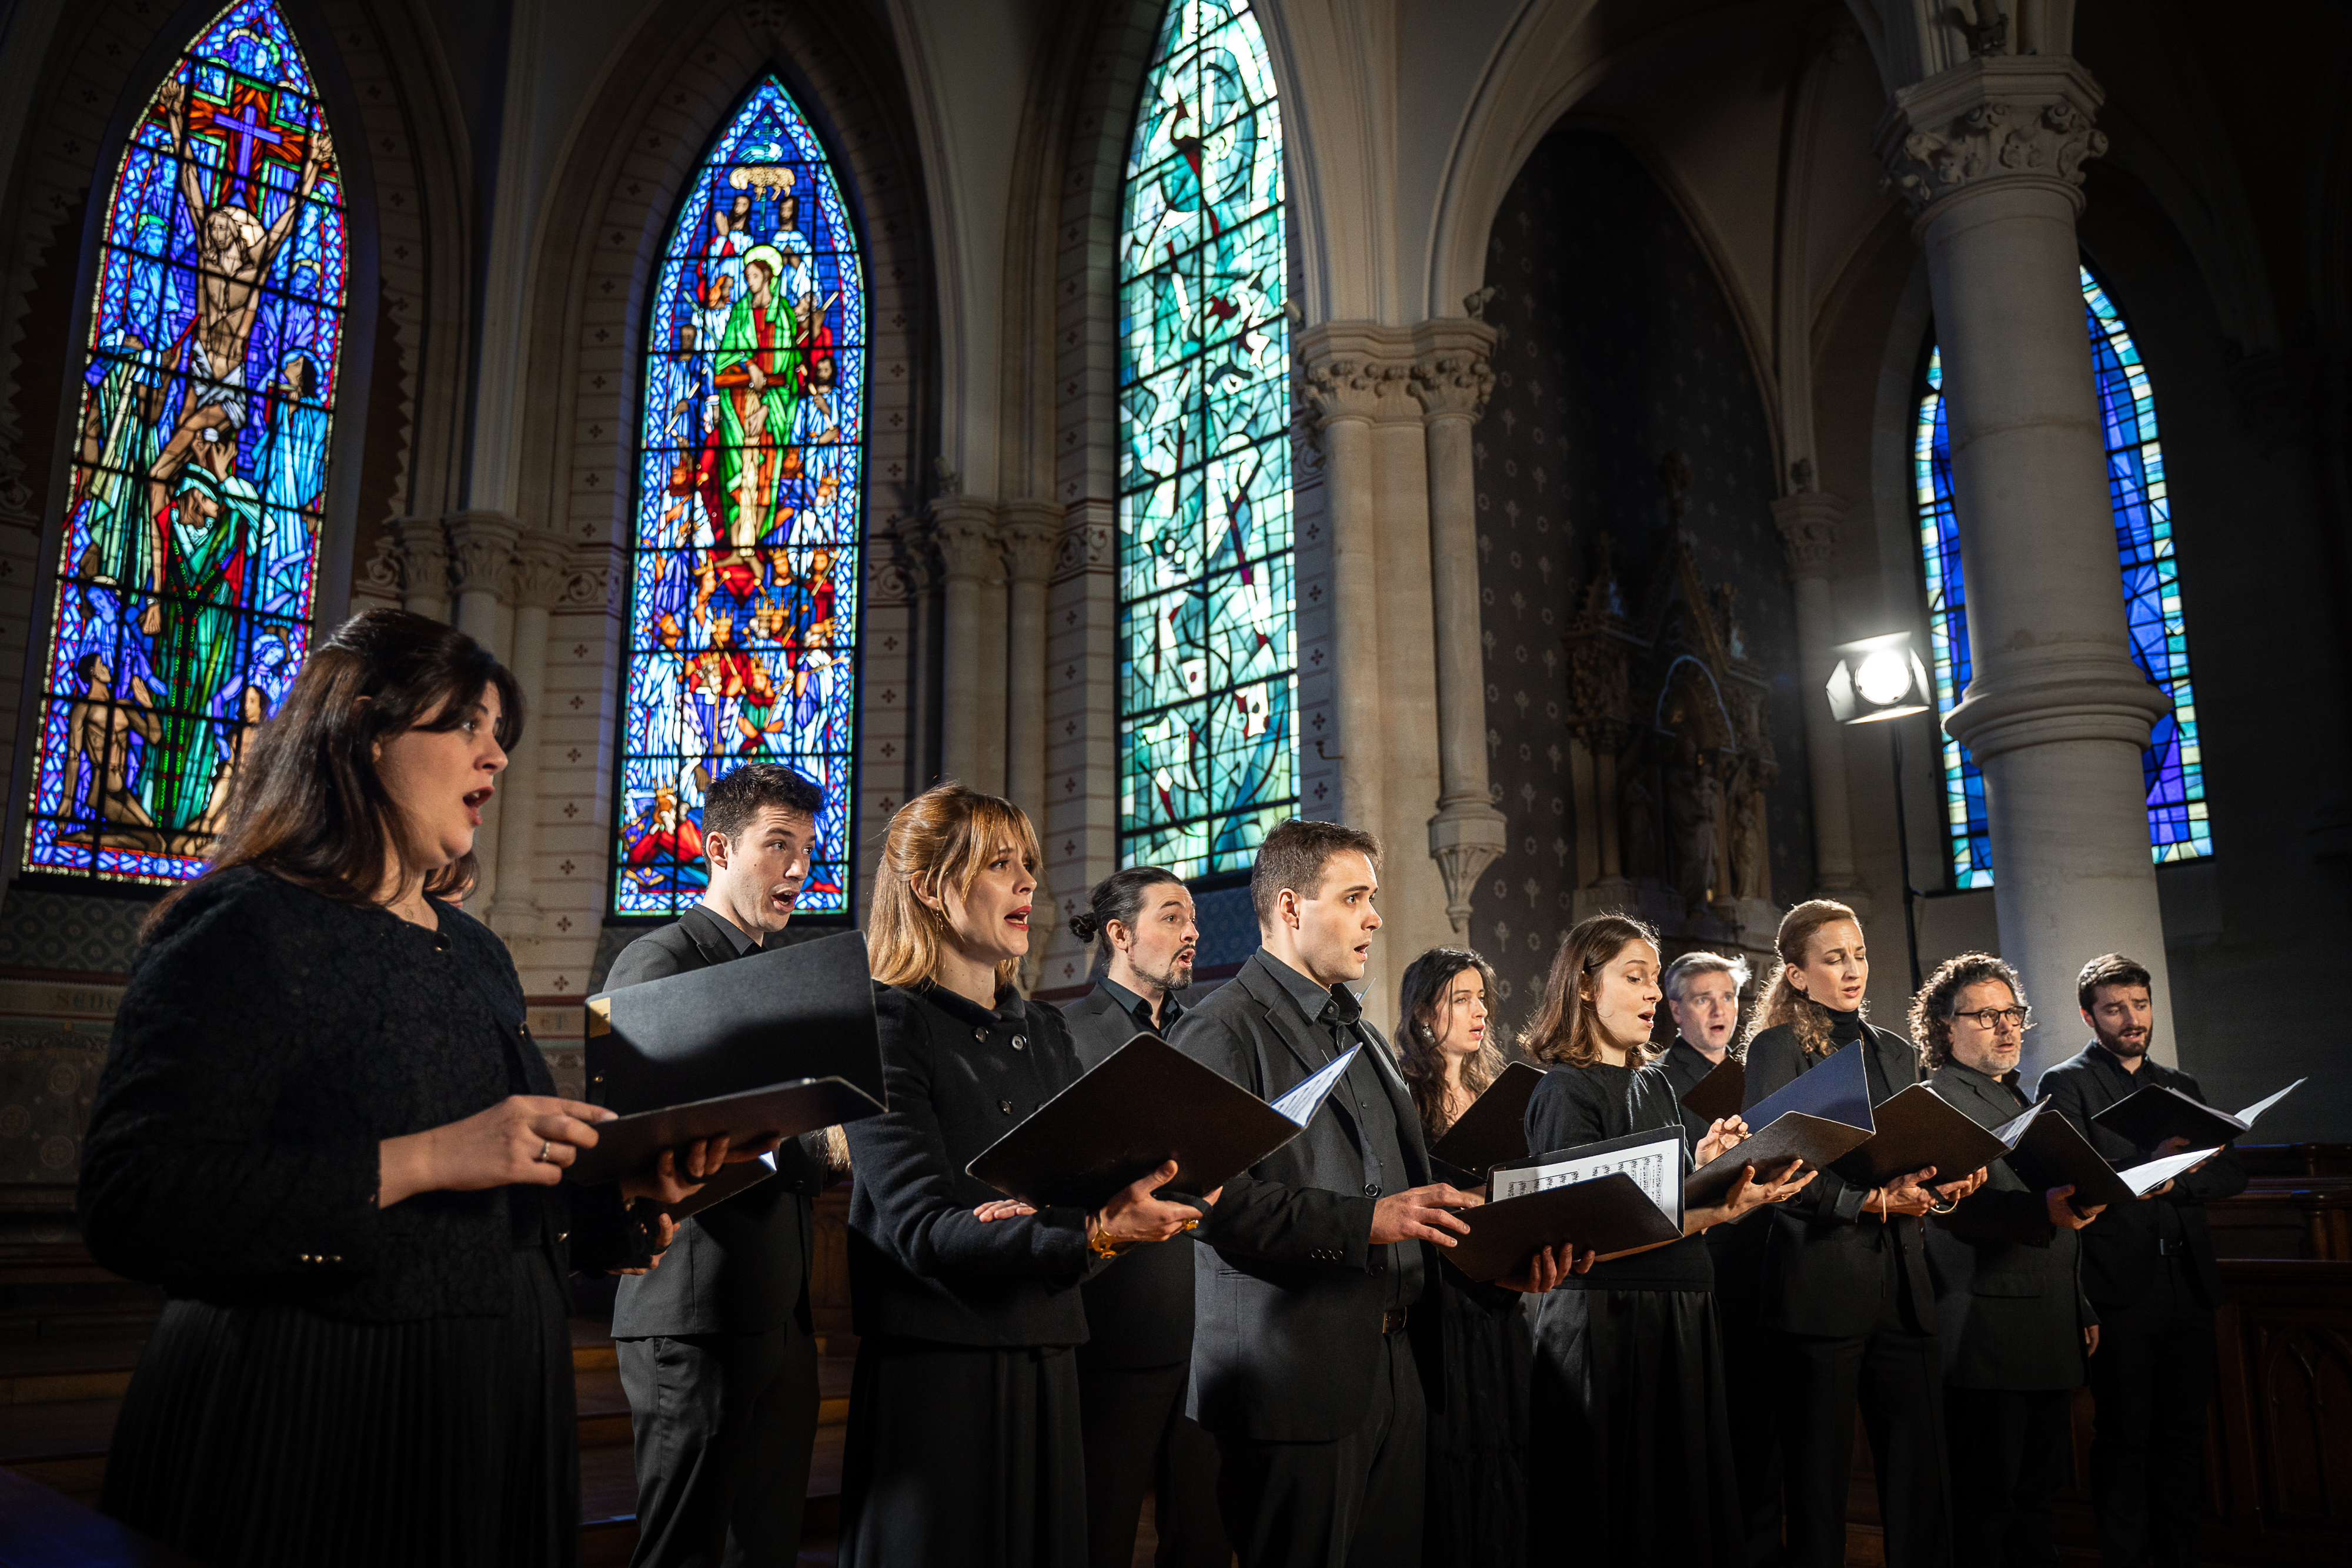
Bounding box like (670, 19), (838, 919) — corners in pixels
(24, 0), (345, 886)
(613, 76), (865, 917)
(1471, 129), (1813, 1031)
(0, 888), (151, 977)
(0, 1035), (109, 1192)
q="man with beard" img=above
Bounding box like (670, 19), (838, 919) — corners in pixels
(606, 763), (836, 1568)
(2037, 954), (2246, 1568)
(1059, 870), (1229, 1568)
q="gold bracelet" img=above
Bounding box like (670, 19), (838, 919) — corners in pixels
(1088, 1224), (1126, 1259)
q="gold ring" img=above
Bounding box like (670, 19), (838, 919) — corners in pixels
(1182, 1219), (1199, 1231)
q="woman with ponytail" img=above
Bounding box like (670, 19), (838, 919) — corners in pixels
(1521, 914), (1813, 1567)
(1739, 900), (1984, 1568)
(836, 785), (1205, 1568)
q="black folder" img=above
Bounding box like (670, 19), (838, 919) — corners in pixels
(1427, 1062), (1545, 1179)
(1682, 1041), (1875, 1206)
(1832, 1084), (2010, 1188)
(572, 928), (886, 1191)
(1679, 1057), (1745, 1126)
(1445, 1172), (1682, 1282)
(1996, 1099), (2225, 1211)
(965, 1034), (1318, 1212)
(2090, 1078), (2303, 1152)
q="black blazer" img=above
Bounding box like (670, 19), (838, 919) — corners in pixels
(606, 905), (829, 1339)
(843, 981), (1104, 1347)
(1923, 1062), (2096, 1390)
(1170, 954), (1435, 1443)
(79, 868), (637, 1321)
(1063, 983), (1197, 1369)
(1742, 1021), (1936, 1337)
(1652, 1039), (1771, 1273)
(2035, 1044), (2248, 1309)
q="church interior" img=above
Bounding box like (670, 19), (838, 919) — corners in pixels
(0, 0), (2347, 1562)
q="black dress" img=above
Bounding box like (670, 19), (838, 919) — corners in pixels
(837, 981), (1110, 1568)
(76, 868), (644, 1568)
(1418, 1109), (1534, 1568)
(1523, 1061), (1743, 1568)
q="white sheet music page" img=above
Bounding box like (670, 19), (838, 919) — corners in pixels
(1494, 1129), (1684, 1228)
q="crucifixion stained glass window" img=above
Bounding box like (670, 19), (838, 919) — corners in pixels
(612, 78), (864, 916)
(23, 0), (343, 885)
(1117, 0), (1295, 880)
(1915, 265), (2211, 888)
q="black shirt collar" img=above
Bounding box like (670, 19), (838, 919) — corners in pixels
(696, 902), (763, 957)
(1944, 1056), (2026, 1101)
(913, 978), (1025, 1032)
(1253, 949), (1362, 1033)
(1666, 1037), (1724, 1080)
(1100, 977), (1181, 1034)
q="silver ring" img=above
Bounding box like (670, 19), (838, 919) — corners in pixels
(536, 1139), (551, 1164)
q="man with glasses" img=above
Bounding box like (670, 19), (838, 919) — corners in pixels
(2037, 954), (2247, 1568)
(1911, 953), (2103, 1567)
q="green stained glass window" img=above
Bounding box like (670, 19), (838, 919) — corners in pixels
(1116, 0), (1295, 880)
(1915, 265), (2211, 887)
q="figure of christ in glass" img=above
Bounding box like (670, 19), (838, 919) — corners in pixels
(614, 79), (865, 915)
(25, 0), (345, 884)
(1915, 265), (2212, 888)
(1117, 1), (1296, 881)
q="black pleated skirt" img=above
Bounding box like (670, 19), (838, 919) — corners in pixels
(1526, 1286), (1745, 1568)
(1425, 1269), (1534, 1568)
(100, 1251), (577, 1568)
(836, 1335), (1086, 1568)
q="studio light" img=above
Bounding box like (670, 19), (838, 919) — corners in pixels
(1826, 631), (1933, 723)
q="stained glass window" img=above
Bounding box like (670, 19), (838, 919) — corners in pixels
(22, 0), (343, 885)
(1117, 0), (1294, 880)
(612, 78), (863, 916)
(1915, 265), (2211, 888)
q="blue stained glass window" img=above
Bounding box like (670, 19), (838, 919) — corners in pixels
(1915, 266), (2212, 887)
(24, 0), (345, 885)
(612, 78), (864, 915)
(1117, 0), (1295, 880)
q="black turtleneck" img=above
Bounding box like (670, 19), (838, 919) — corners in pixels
(1823, 1007), (1903, 1102)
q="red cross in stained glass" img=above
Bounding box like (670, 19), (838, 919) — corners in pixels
(183, 83), (309, 203)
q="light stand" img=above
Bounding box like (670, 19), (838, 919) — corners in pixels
(1826, 631), (1936, 995)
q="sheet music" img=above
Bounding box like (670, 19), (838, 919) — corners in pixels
(2117, 1144), (2222, 1195)
(1494, 1129), (1683, 1227)
(2234, 1078), (2305, 1126)
(1271, 1045), (1361, 1125)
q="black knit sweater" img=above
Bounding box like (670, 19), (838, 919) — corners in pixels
(78, 866), (637, 1320)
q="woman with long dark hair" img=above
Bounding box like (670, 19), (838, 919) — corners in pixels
(837, 784), (1204, 1568)
(1396, 946), (1534, 1568)
(1521, 914), (1812, 1567)
(78, 610), (719, 1568)
(1739, 900), (1984, 1568)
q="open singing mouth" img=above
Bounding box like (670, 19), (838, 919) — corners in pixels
(463, 786), (493, 824)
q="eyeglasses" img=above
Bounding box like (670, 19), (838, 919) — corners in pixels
(1953, 1005), (2034, 1034)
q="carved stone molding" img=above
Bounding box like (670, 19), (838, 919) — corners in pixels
(1052, 500), (1112, 580)
(1410, 349), (1495, 424)
(394, 515), (452, 596)
(559, 547), (616, 609)
(360, 523), (406, 593)
(445, 510), (521, 600)
(926, 497), (1003, 581)
(998, 501), (1063, 584)
(1428, 803), (1509, 935)
(1768, 490), (1846, 581)
(1876, 57), (2107, 223)
(510, 532), (572, 610)
(1296, 323), (1419, 436)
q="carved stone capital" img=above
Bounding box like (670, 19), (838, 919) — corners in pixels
(511, 531), (572, 610)
(1428, 803), (1509, 935)
(1297, 322), (1419, 432)
(926, 497), (1002, 581)
(1768, 490), (1846, 581)
(1409, 317), (1498, 424)
(360, 524), (407, 594)
(445, 510), (520, 600)
(1876, 57), (2107, 224)
(998, 500), (1063, 584)
(394, 515), (451, 596)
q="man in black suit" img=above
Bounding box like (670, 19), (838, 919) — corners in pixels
(1915, 954), (2103, 1567)
(607, 763), (833, 1568)
(1061, 868), (1229, 1568)
(2037, 953), (2247, 1568)
(1170, 818), (1559, 1568)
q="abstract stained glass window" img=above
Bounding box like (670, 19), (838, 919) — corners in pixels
(24, 0), (343, 884)
(1117, 0), (1294, 880)
(612, 79), (864, 916)
(1915, 265), (2211, 888)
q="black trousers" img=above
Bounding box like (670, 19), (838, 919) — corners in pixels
(1713, 1224), (1783, 1567)
(2088, 1259), (2216, 1568)
(1076, 1360), (1229, 1568)
(1944, 1387), (2069, 1567)
(1776, 1246), (1949, 1568)
(1213, 1327), (1425, 1568)
(616, 1323), (820, 1568)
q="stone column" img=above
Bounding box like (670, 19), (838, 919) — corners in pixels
(929, 499), (1001, 788)
(395, 516), (452, 621)
(487, 533), (567, 941)
(1411, 324), (1509, 934)
(1879, 56), (2174, 1069)
(1000, 502), (1060, 824)
(445, 510), (518, 907)
(1769, 490), (1866, 907)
